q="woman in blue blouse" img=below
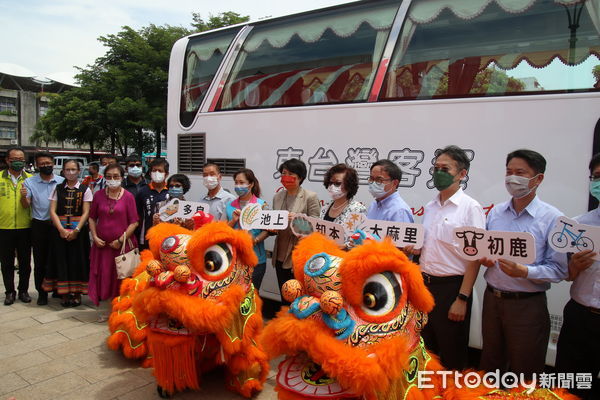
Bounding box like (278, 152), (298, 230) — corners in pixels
(224, 168), (269, 290)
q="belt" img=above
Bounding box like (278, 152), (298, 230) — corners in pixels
(32, 218), (52, 225)
(573, 299), (600, 315)
(486, 285), (544, 299)
(422, 273), (463, 285)
(59, 215), (81, 229)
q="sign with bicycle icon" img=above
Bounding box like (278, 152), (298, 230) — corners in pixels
(549, 216), (598, 257)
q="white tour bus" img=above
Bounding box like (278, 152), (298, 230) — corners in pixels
(166, 0), (600, 366)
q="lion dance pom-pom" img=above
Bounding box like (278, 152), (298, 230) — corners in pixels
(107, 222), (268, 398)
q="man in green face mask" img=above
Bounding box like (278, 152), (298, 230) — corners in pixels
(554, 152), (600, 400)
(410, 145), (486, 370)
(0, 146), (33, 305)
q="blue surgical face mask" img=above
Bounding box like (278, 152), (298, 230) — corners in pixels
(590, 180), (600, 201)
(168, 186), (184, 198)
(234, 184), (250, 197)
(128, 166), (142, 178)
(368, 181), (389, 199)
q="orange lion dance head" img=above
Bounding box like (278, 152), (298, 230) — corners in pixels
(107, 222), (268, 398)
(261, 233), (443, 400)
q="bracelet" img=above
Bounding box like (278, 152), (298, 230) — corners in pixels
(457, 293), (470, 302)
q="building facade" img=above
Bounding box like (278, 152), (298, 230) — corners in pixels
(0, 71), (94, 164)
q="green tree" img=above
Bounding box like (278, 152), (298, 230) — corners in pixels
(40, 87), (108, 156)
(77, 25), (190, 156)
(31, 120), (55, 150)
(593, 65), (600, 88)
(191, 11), (249, 32)
(43, 13), (246, 157)
(431, 65), (524, 96)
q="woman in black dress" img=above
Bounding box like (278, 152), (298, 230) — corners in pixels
(43, 159), (93, 307)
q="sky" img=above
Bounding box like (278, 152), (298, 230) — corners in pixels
(1, 0), (596, 89)
(0, 0), (352, 85)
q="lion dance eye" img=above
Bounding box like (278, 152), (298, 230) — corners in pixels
(203, 243), (233, 276)
(361, 271), (402, 316)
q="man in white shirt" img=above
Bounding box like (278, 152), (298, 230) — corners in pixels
(202, 163), (235, 221)
(416, 145), (486, 369)
(555, 153), (600, 400)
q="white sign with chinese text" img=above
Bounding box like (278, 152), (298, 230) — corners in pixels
(548, 216), (598, 258)
(239, 203), (288, 230)
(452, 226), (536, 264)
(356, 217), (424, 249)
(290, 214), (346, 246)
(158, 199), (210, 221)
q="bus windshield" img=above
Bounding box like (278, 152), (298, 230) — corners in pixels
(180, 28), (241, 126)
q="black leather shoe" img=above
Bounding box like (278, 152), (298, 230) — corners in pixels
(37, 292), (48, 305)
(4, 292), (15, 305)
(18, 292), (32, 303)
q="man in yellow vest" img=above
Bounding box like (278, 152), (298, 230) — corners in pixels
(0, 147), (32, 305)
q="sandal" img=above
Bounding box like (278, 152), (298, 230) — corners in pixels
(96, 314), (109, 323)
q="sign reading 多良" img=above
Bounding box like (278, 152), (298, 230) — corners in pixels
(159, 199), (210, 221)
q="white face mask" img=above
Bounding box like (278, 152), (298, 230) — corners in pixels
(368, 181), (390, 199)
(99, 165), (106, 175)
(105, 179), (122, 189)
(327, 184), (346, 200)
(64, 171), (79, 181)
(203, 176), (219, 190)
(128, 166), (142, 178)
(151, 171), (165, 184)
(505, 174), (539, 199)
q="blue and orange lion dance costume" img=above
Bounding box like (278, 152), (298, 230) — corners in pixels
(107, 222), (268, 398)
(108, 222), (579, 400)
(261, 233), (579, 400)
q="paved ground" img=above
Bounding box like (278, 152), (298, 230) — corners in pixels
(0, 273), (280, 400)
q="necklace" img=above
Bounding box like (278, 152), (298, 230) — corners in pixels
(106, 188), (123, 215)
(330, 200), (348, 211)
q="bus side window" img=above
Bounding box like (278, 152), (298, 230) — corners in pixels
(215, 0), (401, 110)
(380, 0), (600, 101)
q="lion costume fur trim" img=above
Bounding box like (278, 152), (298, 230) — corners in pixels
(107, 250), (154, 361)
(187, 221), (258, 274)
(261, 310), (444, 399)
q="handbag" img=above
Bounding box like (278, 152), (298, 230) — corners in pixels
(114, 234), (140, 279)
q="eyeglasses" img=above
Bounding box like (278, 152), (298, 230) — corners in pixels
(590, 175), (600, 182)
(105, 175), (122, 180)
(329, 181), (343, 187)
(128, 163), (142, 168)
(367, 176), (392, 184)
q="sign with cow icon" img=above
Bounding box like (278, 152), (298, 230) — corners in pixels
(452, 226), (536, 264)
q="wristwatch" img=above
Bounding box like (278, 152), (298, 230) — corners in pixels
(457, 293), (470, 302)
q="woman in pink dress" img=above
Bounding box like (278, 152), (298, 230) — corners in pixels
(88, 163), (138, 321)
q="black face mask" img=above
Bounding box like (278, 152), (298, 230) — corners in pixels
(38, 166), (54, 176)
